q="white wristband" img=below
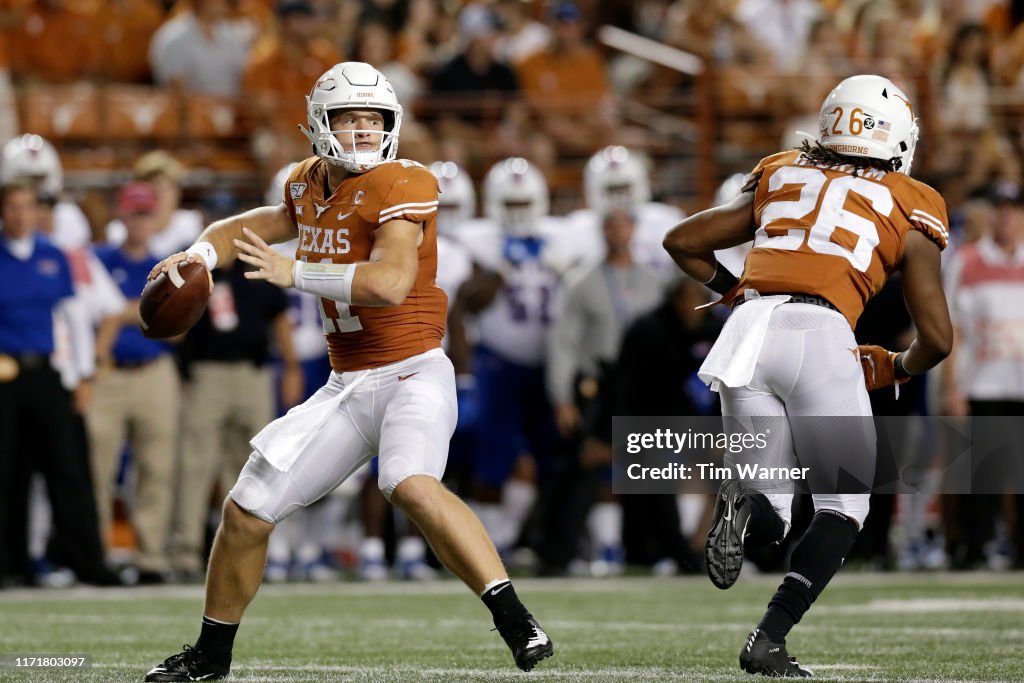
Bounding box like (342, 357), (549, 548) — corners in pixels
(185, 241), (218, 271)
(293, 261), (358, 304)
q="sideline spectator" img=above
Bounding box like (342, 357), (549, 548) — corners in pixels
(942, 184), (1024, 569)
(149, 0), (257, 96)
(516, 1), (613, 153)
(612, 277), (721, 572)
(89, 182), (181, 583)
(96, 0), (165, 83)
(0, 181), (116, 586)
(169, 197), (298, 577)
(8, 0), (99, 83)
(493, 0), (551, 66)
(540, 209), (663, 575)
(429, 3), (520, 126)
(244, 0), (341, 170)
(106, 151), (204, 258)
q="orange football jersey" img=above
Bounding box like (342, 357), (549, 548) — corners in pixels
(738, 150), (949, 327)
(283, 157), (447, 372)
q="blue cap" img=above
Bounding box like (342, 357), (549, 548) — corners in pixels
(551, 1), (581, 22)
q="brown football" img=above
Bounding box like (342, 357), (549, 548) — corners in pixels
(138, 260), (211, 339)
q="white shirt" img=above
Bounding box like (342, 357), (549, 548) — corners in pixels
(150, 13), (256, 96)
(564, 202), (686, 275)
(945, 236), (1024, 400)
(106, 208), (204, 259)
(51, 201), (92, 251)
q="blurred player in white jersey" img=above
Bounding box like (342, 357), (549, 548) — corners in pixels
(564, 146), (684, 273)
(449, 158), (566, 557)
(430, 161), (475, 301)
(0, 134), (92, 250)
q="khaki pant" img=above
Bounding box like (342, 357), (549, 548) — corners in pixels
(172, 361), (274, 572)
(85, 355), (181, 572)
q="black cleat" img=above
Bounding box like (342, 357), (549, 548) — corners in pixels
(495, 614), (554, 671)
(705, 478), (750, 589)
(144, 645), (229, 681)
(739, 629), (813, 678)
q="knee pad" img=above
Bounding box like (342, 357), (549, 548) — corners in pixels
(377, 442), (447, 502)
(229, 453), (303, 524)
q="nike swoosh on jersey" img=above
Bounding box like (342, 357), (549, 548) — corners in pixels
(338, 210), (354, 221)
(398, 373), (420, 381)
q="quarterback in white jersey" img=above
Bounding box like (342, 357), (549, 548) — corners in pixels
(564, 146), (684, 274)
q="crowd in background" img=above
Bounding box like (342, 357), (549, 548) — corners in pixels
(0, 0), (1023, 588)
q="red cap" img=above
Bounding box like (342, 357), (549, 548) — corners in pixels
(118, 181), (158, 214)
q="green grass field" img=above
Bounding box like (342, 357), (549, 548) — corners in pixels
(0, 572), (1022, 682)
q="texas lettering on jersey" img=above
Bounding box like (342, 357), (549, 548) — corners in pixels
(283, 157), (447, 371)
(738, 150), (949, 327)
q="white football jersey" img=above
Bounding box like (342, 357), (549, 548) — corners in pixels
(436, 234), (473, 301)
(51, 200), (92, 251)
(469, 219), (564, 367)
(106, 208), (204, 258)
(51, 246), (126, 389)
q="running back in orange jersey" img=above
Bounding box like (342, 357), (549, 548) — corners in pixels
(737, 149), (949, 327)
(282, 157), (447, 371)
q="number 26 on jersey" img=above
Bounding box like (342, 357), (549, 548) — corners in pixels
(755, 166), (893, 273)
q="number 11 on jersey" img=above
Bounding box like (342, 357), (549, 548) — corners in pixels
(302, 256), (364, 333)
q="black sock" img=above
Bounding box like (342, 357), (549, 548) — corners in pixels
(481, 580), (529, 625)
(743, 491), (786, 549)
(757, 509), (860, 643)
(195, 615), (238, 666)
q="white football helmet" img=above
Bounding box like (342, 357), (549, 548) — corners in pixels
(429, 161), (476, 234)
(584, 146), (651, 214)
(299, 62), (403, 174)
(265, 162), (299, 206)
(483, 158), (549, 237)
(817, 75), (919, 175)
(1, 134), (63, 197)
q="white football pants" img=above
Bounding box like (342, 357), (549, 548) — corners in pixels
(718, 304), (875, 528)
